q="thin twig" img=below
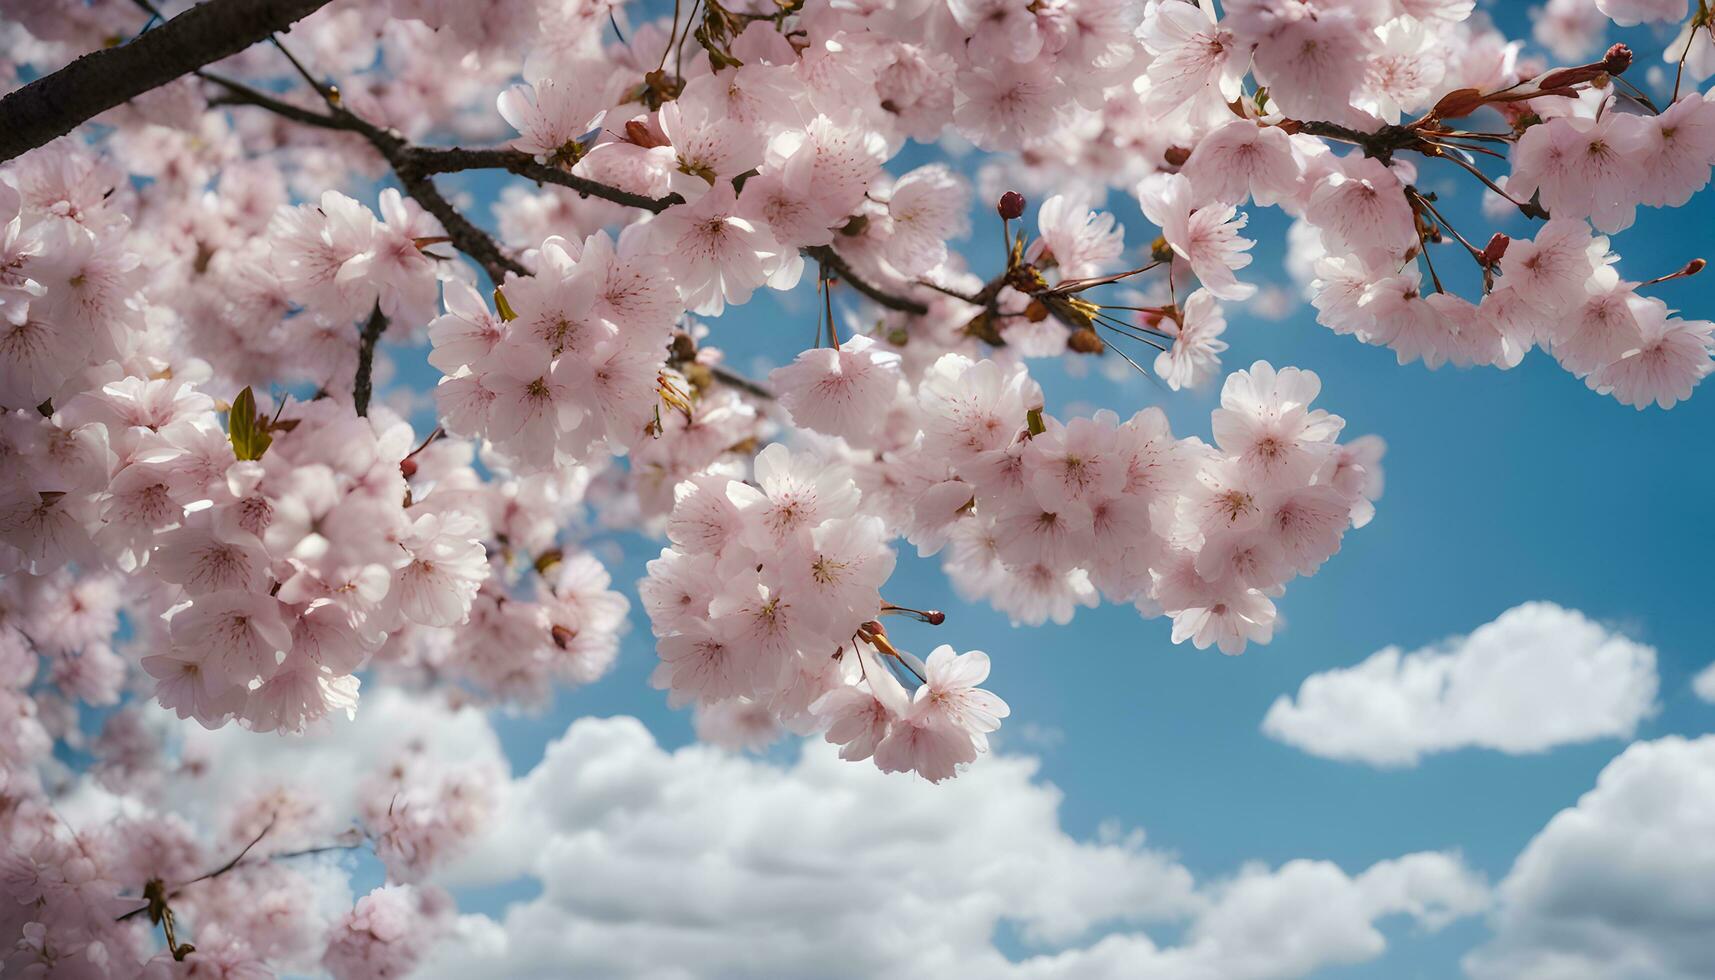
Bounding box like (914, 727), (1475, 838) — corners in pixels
(199, 70), (348, 130)
(117, 819), (275, 923)
(709, 364), (774, 400)
(204, 79), (929, 314)
(805, 245), (929, 315)
(402, 146), (680, 213)
(354, 304), (388, 416)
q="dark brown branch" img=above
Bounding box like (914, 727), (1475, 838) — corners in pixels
(0, 0), (334, 163)
(390, 157), (529, 283)
(198, 74), (528, 284)
(353, 304), (388, 416)
(1287, 120), (1425, 165)
(198, 70), (349, 131)
(709, 364), (774, 400)
(804, 245), (929, 316)
(400, 150), (931, 314)
(402, 146), (682, 214)
(201, 80), (931, 315)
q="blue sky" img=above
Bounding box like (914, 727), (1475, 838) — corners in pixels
(340, 5), (1715, 976)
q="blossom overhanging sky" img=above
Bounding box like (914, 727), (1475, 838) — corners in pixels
(354, 5), (1715, 977)
(13, 0), (1715, 977)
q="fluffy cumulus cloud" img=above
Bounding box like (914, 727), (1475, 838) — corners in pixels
(1465, 735), (1715, 980)
(1694, 662), (1715, 703)
(170, 687), (509, 823)
(423, 717), (1487, 980)
(54, 688), (507, 840)
(1261, 602), (1659, 767)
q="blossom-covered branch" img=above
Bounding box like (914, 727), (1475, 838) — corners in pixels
(0, 0), (334, 162)
(199, 71), (532, 284)
(204, 76), (936, 316)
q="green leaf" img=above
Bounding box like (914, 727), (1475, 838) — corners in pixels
(493, 286), (517, 322)
(228, 386), (272, 461)
(1026, 407), (1046, 437)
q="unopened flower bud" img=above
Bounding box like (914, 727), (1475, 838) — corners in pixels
(1068, 327), (1106, 354)
(1602, 43), (1632, 75)
(399, 457), (418, 479)
(997, 191), (1026, 220)
(1480, 233), (1511, 266)
(670, 332), (698, 362)
(624, 119), (670, 148)
(1163, 145), (1191, 167)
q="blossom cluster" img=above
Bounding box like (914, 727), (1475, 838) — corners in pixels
(428, 232), (681, 471)
(644, 440), (1010, 782)
(0, 681), (476, 977)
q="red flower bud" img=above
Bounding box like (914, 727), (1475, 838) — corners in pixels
(1480, 233), (1511, 266)
(997, 191), (1026, 220)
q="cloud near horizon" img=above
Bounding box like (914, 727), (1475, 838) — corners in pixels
(1465, 734), (1715, 980)
(425, 713), (1488, 980)
(1261, 602), (1659, 767)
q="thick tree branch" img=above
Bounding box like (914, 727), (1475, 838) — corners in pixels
(0, 0), (335, 163)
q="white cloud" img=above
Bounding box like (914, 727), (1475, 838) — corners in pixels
(48, 691), (502, 977)
(424, 716), (1487, 980)
(1693, 662), (1715, 703)
(87, 691), (1490, 979)
(166, 687), (509, 836)
(1261, 603), (1659, 767)
(1464, 735), (1715, 980)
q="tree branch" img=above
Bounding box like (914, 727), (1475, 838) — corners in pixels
(199, 76), (932, 318)
(198, 70), (350, 130)
(198, 73), (529, 283)
(0, 0), (334, 163)
(116, 826), (364, 923)
(709, 364), (774, 400)
(804, 245), (930, 316)
(401, 146), (682, 214)
(353, 304), (387, 416)
(391, 156), (530, 282)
